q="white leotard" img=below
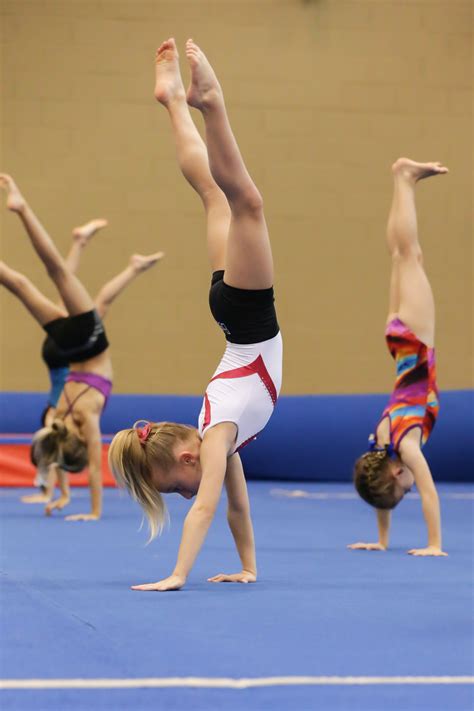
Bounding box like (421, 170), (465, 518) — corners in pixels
(198, 331), (283, 453)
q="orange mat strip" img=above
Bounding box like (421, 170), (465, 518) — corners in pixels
(0, 444), (116, 487)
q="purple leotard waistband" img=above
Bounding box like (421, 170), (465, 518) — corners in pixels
(66, 371), (113, 408)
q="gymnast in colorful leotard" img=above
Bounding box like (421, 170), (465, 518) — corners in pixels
(0, 175), (163, 520)
(108, 38), (282, 591)
(348, 158), (448, 557)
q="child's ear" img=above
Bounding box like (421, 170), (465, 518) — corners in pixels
(180, 451), (195, 465)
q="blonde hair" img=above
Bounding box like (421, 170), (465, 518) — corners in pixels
(353, 450), (402, 510)
(108, 421), (196, 541)
(31, 419), (88, 473)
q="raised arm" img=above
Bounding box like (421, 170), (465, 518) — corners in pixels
(208, 452), (257, 583)
(399, 435), (447, 556)
(132, 423), (236, 592)
(65, 414), (102, 521)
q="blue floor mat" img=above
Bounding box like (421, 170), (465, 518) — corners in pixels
(1, 483), (472, 710)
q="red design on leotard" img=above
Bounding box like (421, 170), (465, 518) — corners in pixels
(202, 355), (277, 434)
(203, 393), (211, 431)
(236, 432), (261, 452)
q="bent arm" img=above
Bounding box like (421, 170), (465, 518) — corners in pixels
(224, 453), (257, 576)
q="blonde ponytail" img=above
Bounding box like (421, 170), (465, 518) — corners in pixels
(108, 421), (195, 542)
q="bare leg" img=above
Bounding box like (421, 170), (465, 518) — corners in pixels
(185, 40), (273, 290)
(94, 252), (165, 318)
(386, 158), (448, 346)
(0, 261), (64, 325)
(65, 219), (108, 274)
(0, 175), (94, 316)
(154, 39), (230, 272)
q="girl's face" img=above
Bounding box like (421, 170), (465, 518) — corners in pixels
(152, 432), (203, 499)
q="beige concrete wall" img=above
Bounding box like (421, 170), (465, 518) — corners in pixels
(0, 0), (472, 394)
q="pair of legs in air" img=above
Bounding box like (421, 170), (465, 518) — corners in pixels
(376, 157), (446, 449)
(154, 37), (273, 289)
(385, 158), (446, 347)
(0, 176), (163, 355)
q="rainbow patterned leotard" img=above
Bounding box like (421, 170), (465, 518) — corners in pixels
(376, 318), (439, 450)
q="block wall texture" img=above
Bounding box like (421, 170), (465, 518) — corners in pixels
(1, 0), (472, 394)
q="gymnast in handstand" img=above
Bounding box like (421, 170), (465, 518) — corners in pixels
(0, 174), (163, 519)
(25, 217), (163, 503)
(348, 158), (448, 557)
(108, 38), (283, 590)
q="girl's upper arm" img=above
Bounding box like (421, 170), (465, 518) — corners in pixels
(81, 415), (102, 468)
(194, 424), (237, 512)
(399, 436), (436, 494)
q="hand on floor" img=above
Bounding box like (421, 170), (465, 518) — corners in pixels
(64, 513), (100, 522)
(208, 570), (257, 583)
(347, 542), (387, 551)
(21, 493), (50, 504)
(407, 546), (448, 557)
(131, 574), (186, 591)
(45, 497), (70, 516)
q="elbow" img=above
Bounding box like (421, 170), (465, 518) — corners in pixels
(420, 488), (440, 511)
(191, 503), (216, 524)
(227, 504), (249, 520)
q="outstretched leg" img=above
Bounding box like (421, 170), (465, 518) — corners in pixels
(94, 252), (165, 318)
(154, 38), (230, 272)
(0, 175), (94, 316)
(185, 39), (273, 290)
(0, 261), (64, 325)
(65, 219), (108, 275)
(386, 158), (448, 346)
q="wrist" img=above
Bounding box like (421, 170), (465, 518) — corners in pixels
(242, 567), (257, 577)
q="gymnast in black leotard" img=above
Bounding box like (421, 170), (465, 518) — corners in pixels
(0, 174), (164, 520)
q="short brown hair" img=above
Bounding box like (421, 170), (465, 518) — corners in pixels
(353, 450), (403, 509)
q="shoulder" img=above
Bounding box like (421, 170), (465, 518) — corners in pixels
(202, 422), (238, 453)
(398, 429), (423, 463)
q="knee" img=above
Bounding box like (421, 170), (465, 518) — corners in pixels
(10, 270), (30, 293)
(202, 184), (229, 212)
(46, 262), (67, 280)
(394, 245), (423, 263)
(232, 184), (264, 215)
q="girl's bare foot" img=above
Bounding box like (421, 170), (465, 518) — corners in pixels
(72, 218), (108, 247)
(154, 38), (186, 105)
(130, 252), (165, 273)
(0, 174), (26, 213)
(185, 39), (222, 110)
(392, 158), (449, 183)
